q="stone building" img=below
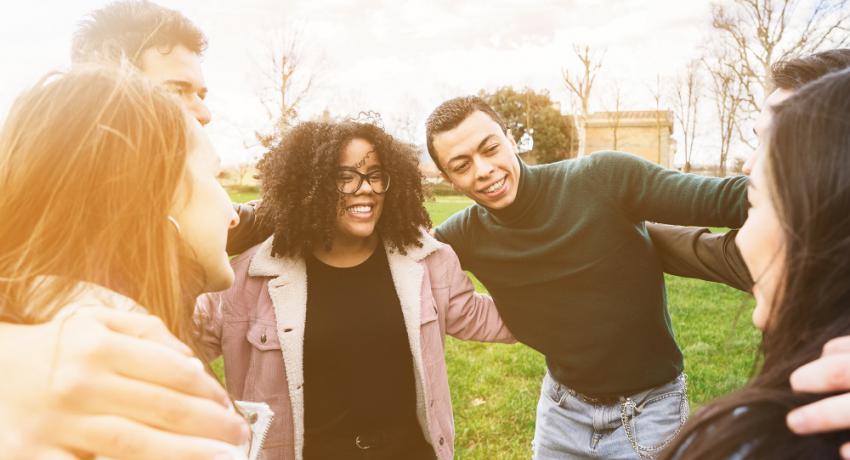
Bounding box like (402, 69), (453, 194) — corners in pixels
(575, 110), (676, 168)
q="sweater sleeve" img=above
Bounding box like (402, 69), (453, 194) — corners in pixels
(588, 151), (748, 228)
(647, 223), (753, 292)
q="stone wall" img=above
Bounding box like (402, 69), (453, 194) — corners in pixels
(580, 111), (675, 168)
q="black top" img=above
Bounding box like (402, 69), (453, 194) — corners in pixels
(435, 152), (748, 397)
(302, 246), (422, 441)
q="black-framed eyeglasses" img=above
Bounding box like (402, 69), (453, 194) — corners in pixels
(335, 169), (391, 195)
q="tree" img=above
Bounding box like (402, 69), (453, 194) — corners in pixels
(648, 75), (669, 167)
(711, 0), (850, 117)
(562, 45), (604, 157)
(604, 81), (625, 151)
(704, 51), (745, 177)
(236, 160), (258, 187)
(388, 95), (424, 144)
(671, 61), (702, 172)
(479, 87), (574, 164)
(255, 30), (317, 148)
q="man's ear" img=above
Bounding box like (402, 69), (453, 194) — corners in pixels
(507, 131), (519, 152)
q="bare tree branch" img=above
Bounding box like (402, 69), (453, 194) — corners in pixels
(254, 29), (319, 149)
(671, 61), (702, 172)
(603, 81), (625, 151)
(703, 50), (745, 177)
(562, 44), (604, 157)
(711, 0), (850, 118)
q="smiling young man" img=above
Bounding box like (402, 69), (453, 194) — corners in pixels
(426, 97), (749, 459)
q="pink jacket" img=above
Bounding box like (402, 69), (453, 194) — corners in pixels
(196, 232), (514, 460)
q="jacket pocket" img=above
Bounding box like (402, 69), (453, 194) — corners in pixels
(243, 322), (284, 400)
(246, 321), (281, 351)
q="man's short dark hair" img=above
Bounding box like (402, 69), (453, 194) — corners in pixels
(72, 0), (207, 65)
(771, 49), (850, 90)
(425, 96), (507, 171)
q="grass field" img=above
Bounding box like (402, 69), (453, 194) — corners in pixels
(222, 191), (760, 459)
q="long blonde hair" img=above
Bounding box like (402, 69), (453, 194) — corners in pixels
(0, 64), (202, 345)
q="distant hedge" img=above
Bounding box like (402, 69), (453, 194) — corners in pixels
(225, 184), (260, 194)
(425, 181), (458, 197)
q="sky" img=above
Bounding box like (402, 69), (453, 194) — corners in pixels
(0, 0), (731, 166)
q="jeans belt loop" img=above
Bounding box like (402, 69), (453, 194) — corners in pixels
(576, 390), (623, 405)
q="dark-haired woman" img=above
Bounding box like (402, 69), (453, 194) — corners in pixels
(197, 120), (514, 460)
(660, 68), (850, 459)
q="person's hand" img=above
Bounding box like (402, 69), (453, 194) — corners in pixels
(0, 308), (249, 460)
(788, 335), (850, 459)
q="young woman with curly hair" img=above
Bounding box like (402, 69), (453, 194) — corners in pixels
(197, 120), (514, 460)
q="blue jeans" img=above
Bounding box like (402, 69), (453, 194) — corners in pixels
(532, 371), (689, 459)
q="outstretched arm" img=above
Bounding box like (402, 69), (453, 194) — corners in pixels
(590, 152), (749, 228)
(647, 223), (753, 292)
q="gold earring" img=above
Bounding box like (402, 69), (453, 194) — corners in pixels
(167, 215), (181, 234)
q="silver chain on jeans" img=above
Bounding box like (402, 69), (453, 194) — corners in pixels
(620, 374), (688, 460)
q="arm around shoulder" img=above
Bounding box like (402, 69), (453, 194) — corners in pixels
(433, 245), (515, 343)
(0, 313), (247, 458)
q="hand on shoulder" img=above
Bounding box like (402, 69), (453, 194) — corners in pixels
(788, 335), (850, 459)
(0, 308), (249, 459)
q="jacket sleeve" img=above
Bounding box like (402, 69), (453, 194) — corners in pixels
(226, 203), (273, 255)
(437, 246), (515, 344)
(194, 293), (224, 363)
(648, 223), (753, 292)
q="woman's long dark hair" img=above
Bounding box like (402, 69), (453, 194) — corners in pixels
(661, 69), (850, 459)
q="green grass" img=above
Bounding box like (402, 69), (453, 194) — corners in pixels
(223, 190), (759, 459)
(228, 191), (259, 204)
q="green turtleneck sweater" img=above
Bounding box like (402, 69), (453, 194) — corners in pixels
(434, 151), (748, 397)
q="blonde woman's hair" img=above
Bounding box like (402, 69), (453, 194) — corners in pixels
(0, 64), (203, 346)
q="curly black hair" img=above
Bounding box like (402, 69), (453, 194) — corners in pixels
(257, 120), (431, 258)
